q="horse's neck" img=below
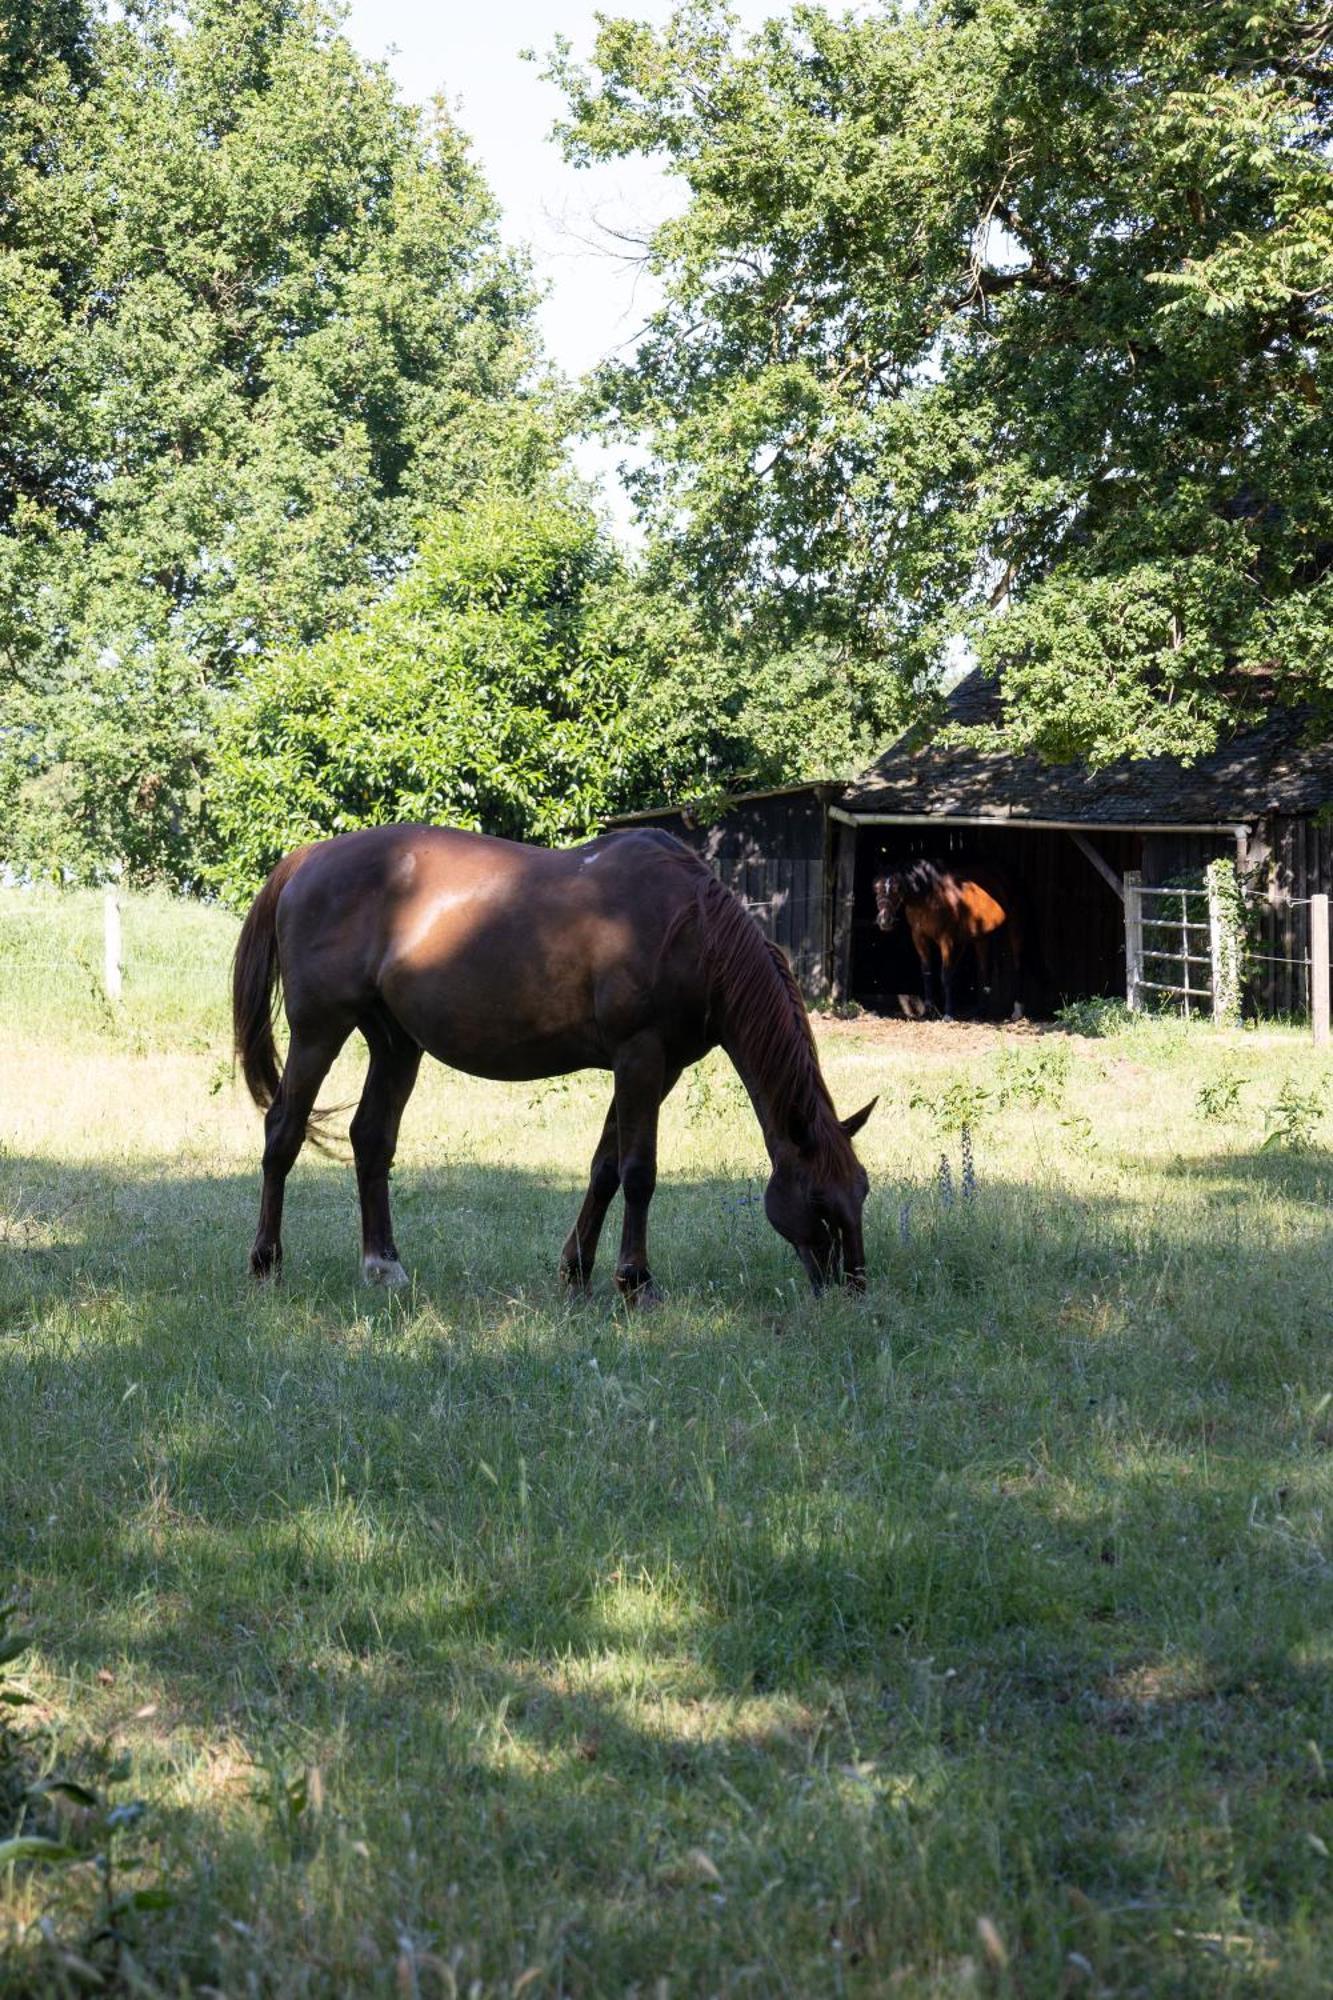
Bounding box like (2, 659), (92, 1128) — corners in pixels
(718, 969), (836, 1162)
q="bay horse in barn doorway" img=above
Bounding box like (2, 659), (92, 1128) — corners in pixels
(233, 826), (876, 1298)
(873, 859), (1026, 1020)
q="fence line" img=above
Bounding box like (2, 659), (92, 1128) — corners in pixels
(1125, 875), (1330, 1040)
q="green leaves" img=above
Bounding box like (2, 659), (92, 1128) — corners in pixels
(209, 491), (647, 897)
(0, 0), (548, 887)
(0, 1836), (77, 1866)
(553, 0), (1333, 753)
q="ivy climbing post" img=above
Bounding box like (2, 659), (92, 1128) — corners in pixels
(1206, 857), (1243, 1028)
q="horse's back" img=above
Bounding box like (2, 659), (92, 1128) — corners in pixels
(270, 823), (709, 1078)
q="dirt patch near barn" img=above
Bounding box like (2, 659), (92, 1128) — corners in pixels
(814, 1008), (1078, 1058)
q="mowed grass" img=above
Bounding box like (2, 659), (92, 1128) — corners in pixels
(2, 887), (1333, 1997)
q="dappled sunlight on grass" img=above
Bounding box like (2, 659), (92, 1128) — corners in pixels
(4, 899), (1333, 1992)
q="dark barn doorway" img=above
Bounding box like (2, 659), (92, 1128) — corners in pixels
(846, 824), (1142, 1019)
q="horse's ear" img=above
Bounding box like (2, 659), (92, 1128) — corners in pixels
(840, 1097), (877, 1141)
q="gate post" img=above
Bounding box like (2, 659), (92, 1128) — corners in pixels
(103, 884), (122, 1004)
(1312, 893), (1330, 1047)
(1206, 856), (1242, 1029)
(1124, 870), (1144, 1011)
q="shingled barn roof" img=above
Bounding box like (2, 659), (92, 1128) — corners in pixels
(840, 671), (1333, 826)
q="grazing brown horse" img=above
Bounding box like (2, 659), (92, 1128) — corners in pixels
(233, 825), (875, 1297)
(873, 859), (1025, 1021)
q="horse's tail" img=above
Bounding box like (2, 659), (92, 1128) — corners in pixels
(232, 847), (314, 1111)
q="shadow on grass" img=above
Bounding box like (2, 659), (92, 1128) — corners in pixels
(1159, 1143), (1333, 1201)
(2, 1149), (1333, 1994)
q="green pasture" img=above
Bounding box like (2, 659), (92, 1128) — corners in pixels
(2, 888), (1332, 1996)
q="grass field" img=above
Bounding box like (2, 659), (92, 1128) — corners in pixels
(2, 886), (1333, 1997)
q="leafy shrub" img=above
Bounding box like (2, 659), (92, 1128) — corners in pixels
(910, 1077), (992, 1135)
(1261, 1074), (1328, 1150)
(210, 491), (663, 901)
(994, 1041), (1071, 1109)
(1055, 997), (1134, 1038)
(1195, 1062), (1247, 1124)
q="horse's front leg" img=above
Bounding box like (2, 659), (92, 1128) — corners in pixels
(938, 938), (960, 1021)
(561, 1063), (682, 1292)
(559, 1100), (620, 1289)
(612, 1037), (669, 1305)
(915, 943), (939, 1017)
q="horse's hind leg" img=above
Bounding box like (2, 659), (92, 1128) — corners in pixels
(1007, 914), (1027, 1020)
(351, 1016), (422, 1287)
(250, 1025), (350, 1279)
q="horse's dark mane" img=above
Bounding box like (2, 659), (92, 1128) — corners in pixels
(658, 841), (856, 1181)
(889, 858), (949, 897)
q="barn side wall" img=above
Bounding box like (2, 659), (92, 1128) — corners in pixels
(1240, 814), (1333, 1018)
(605, 792), (829, 998)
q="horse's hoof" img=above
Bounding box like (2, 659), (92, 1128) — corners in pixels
(615, 1271), (662, 1308)
(559, 1257), (592, 1290)
(1010, 1003), (1026, 1022)
(250, 1250), (281, 1282)
(363, 1255), (409, 1289)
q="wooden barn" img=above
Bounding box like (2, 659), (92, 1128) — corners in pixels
(607, 671), (1333, 1019)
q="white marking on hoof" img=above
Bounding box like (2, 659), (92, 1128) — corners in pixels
(1010, 1002), (1026, 1022)
(363, 1255), (409, 1288)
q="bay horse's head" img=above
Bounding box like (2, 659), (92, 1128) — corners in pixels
(763, 1098), (876, 1293)
(873, 869), (905, 932)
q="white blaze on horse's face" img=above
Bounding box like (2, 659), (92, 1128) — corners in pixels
(873, 874), (903, 932)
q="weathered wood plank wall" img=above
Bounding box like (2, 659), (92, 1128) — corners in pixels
(606, 790), (830, 998)
(1240, 814), (1333, 1018)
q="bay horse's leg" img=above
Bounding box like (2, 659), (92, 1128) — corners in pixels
(908, 915), (938, 1016)
(1006, 911), (1027, 1020)
(250, 1025), (350, 1279)
(612, 1036), (668, 1305)
(939, 937), (960, 1021)
(560, 1064), (682, 1290)
(351, 1016), (422, 1287)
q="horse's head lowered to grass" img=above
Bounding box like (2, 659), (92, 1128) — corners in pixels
(762, 1096), (876, 1291)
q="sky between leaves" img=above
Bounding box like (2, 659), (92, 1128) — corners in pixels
(342, 0), (781, 533)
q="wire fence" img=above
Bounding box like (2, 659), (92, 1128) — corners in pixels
(1244, 895), (1331, 1022)
(1128, 877), (1332, 1038)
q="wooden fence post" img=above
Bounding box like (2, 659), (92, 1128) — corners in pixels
(103, 884), (122, 1003)
(1312, 893), (1330, 1047)
(1124, 869), (1144, 1011)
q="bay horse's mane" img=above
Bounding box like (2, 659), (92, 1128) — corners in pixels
(656, 838), (857, 1182)
(889, 858), (950, 897)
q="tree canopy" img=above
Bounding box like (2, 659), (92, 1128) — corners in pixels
(208, 485), (913, 901)
(1, 0), (550, 883)
(550, 0), (1333, 762)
